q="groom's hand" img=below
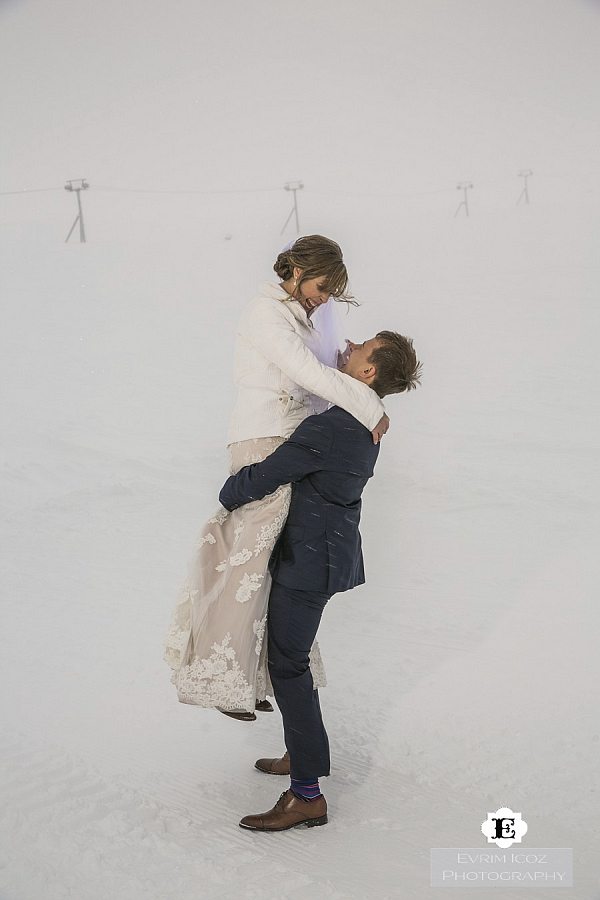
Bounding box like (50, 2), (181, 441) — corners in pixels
(371, 413), (390, 444)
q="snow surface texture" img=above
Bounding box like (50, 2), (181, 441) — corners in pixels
(2, 1), (600, 898)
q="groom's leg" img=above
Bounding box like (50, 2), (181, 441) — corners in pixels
(267, 581), (331, 780)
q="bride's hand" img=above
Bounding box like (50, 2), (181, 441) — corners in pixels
(371, 414), (390, 444)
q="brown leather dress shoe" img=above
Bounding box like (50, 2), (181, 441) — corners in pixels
(254, 750), (290, 775)
(239, 789), (327, 831)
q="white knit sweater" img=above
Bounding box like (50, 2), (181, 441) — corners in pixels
(226, 282), (386, 445)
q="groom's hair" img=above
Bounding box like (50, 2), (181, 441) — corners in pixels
(369, 331), (422, 398)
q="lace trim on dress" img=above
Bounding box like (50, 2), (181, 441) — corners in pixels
(175, 632), (255, 709)
(208, 508), (229, 525)
(236, 572), (264, 604)
(163, 586), (192, 670)
(229, 549), (253, 566)
(254, 496), (289, 555)
(253, 615), (267, 656)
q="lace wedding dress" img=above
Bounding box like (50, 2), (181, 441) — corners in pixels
(163, 437), (327, 712)
(163, 294), (349, 712)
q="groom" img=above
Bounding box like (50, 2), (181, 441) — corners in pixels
(219, 331), (421, 831)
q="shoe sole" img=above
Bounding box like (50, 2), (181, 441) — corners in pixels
(254, 762), (290, 775)
(239, 815), (328, 831)
(217, 709), (257, 721)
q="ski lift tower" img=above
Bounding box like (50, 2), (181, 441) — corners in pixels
(454, 181), (474, 218)
(64, 178), (90, 243)
(280, 180), (303, 235)
(517, 169), (533, 206)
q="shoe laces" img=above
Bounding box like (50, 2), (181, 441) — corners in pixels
(275, 791), (288, 810)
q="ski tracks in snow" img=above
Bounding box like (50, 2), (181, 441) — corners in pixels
(0, 728), (416, 900)
(2, 728), (587, 900)
(0, 732), (277, 900)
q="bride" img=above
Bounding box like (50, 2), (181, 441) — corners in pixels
(163, 235), (388, 719)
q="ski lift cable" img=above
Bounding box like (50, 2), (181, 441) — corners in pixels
(92, 185), (282, 195)
(0, 187), (63, 195)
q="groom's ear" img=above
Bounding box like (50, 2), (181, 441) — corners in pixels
(362, 363), (377, 382)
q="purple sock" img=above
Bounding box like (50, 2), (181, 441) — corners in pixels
(290, 777), (322, 801)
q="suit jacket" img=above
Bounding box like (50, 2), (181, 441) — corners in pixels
(219, 405), (380, 595)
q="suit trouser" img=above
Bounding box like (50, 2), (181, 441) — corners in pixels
(267, 581), (332, 781)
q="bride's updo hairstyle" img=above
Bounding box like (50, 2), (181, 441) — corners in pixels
(273, 234), (355, 304)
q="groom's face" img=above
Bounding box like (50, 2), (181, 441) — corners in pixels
(340, 337), (382, 381)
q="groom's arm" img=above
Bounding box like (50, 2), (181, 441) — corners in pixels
(219, 415), (334, 511)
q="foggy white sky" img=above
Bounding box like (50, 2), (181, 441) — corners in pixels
(1, 0), (600, 203)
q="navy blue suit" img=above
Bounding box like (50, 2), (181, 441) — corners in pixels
(219, 404), (381, 781)
(219, 406), (380, 594)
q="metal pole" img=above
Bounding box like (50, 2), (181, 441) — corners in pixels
(281, 180), (303, 235)
(517, 169), (533, 206)
(293, 188), (300, 233)
(454, 181), (473, 217)
(65, 215), (80, 243)
(76, 189), (86, 242)
(64, 179), (89, 243)
(279, 205), (295, 236)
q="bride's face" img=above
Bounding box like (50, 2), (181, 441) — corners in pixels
(297, 275), (331, 316)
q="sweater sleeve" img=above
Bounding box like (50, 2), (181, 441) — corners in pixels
(242, 300), (386, 431)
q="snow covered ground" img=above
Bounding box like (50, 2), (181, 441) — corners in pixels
(1, 193), (599, 898)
